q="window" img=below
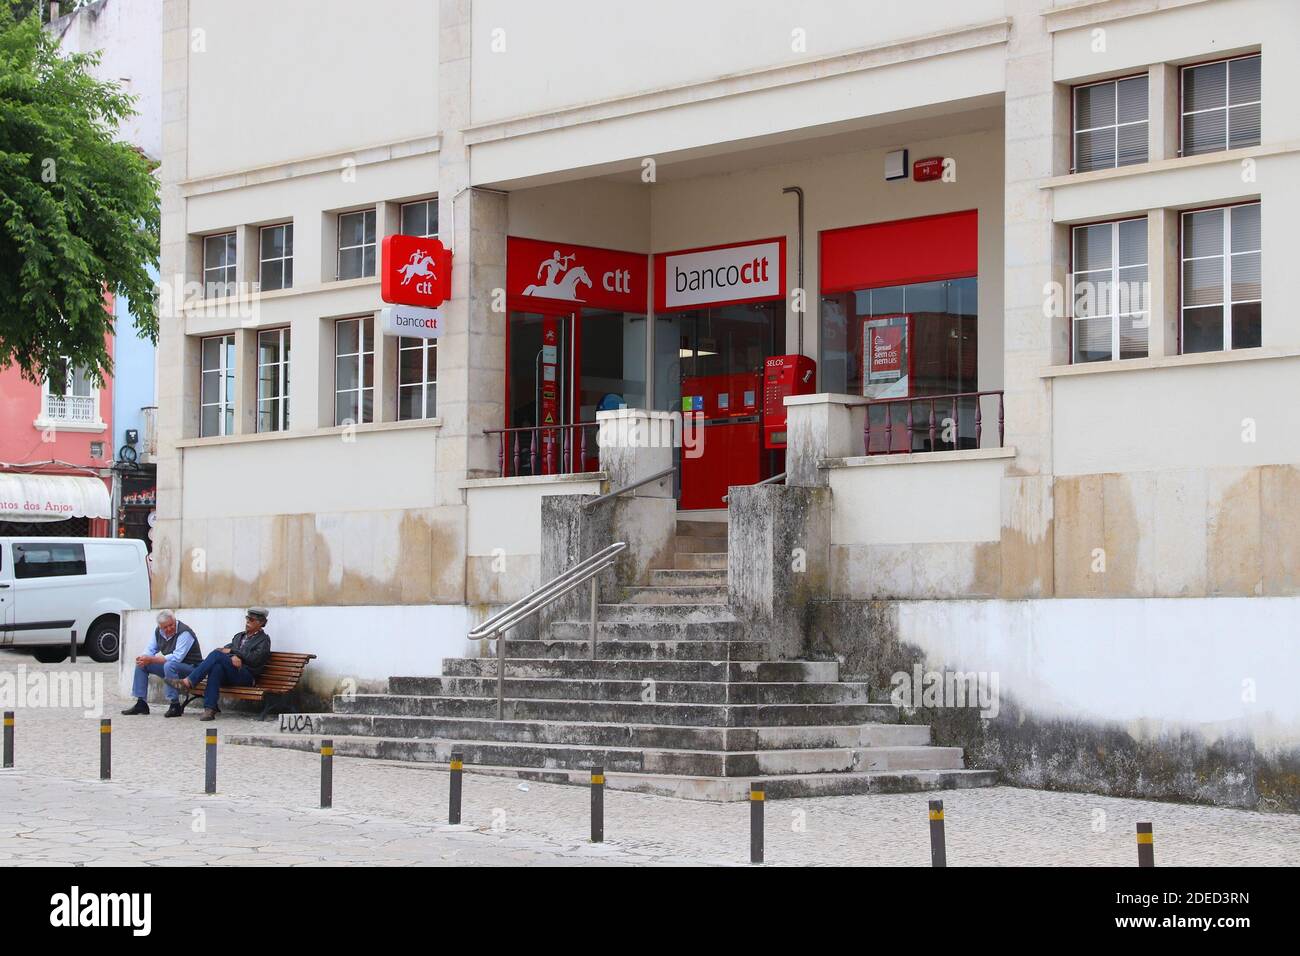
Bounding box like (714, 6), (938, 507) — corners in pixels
(1181, 203), (1261, 353)
(1071, 219), (1148, 363)
(398, 337), (437, 420)
(259, 223), (293, 291)
(1074, 76), (1149, 172)
(14, 542), (86, 579)
(1182, 54), (1260, 156)
(337, 209), (376, 280)
(41, 360), (99, 425)
(334, 316), (374, 424)
(200, 334), (235, 437)
(257, 328), (291, 432)
(400, 198), (438, 238)
(203, 232), (236, 298)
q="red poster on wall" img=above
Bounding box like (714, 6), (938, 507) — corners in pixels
(869, 325), (903, 375)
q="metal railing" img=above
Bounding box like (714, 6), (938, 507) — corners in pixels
(467, 541), (627, 719)
(722, 471), (786, 504)
(580, 465), (675, 512)
(484, 422), (600, 478)
(863, 390), (1004, 456)
(43, 393), (98, 425)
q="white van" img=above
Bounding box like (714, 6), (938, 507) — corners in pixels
(0, 537), (150, 663)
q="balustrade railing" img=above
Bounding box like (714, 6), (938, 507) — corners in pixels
(484, 422), (601, 478)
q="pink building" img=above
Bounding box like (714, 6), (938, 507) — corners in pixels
(0, 317), (115, 537)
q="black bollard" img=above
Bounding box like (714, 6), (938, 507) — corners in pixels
(204, 728), (217, 794)
(928, 799), (947, 867)
(70, 629), (77, 664)
(100, 718), (111, 780)
(1136, 822), (1154, 867)
(320, 739), (333, 808)
(750, 782), (765, 864)
(448, 751), (463, 825)
(3, 711), (13, 768)
(590, 765), (605, 843)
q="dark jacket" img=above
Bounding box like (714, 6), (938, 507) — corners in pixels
(156, 621), (203, 665)
(224, 629), (271, 677)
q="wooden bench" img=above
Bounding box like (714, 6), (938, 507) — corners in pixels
(179, 652), (317, 720)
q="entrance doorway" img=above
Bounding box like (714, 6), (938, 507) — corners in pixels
(656, 302), (786, 509)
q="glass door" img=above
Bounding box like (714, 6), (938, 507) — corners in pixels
(507, 309), (576, 475)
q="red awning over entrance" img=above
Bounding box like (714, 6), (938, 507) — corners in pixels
(820, 209), (978, 294)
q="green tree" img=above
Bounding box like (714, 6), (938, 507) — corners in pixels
(0, 0), (158, 386)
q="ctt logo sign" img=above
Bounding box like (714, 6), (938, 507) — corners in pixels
(381, 234), (453, 308)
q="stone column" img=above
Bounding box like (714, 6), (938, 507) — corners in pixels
(153, 0), (191, 607)
(728, 485), (831, 661)
(784, 394), (868, 487)
(998, 0), (1063, 598)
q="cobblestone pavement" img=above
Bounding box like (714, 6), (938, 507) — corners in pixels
(2, 657), (1297, 866)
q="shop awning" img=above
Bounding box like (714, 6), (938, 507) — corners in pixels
(0, 473), (112, 522)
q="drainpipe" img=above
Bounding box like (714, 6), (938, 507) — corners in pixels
(782, 186), (805, 357)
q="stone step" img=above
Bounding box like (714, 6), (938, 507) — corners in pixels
(335, 694), (899, 727)
(672, 552), (727, 571)
(594, 603), (734, 624)
(498, 638), (769, 661)
(676, 519), (728, 538)
(227, 733), (998, 797)
(441, 657), (838, 683)
(277, 714), (931, 752)
(391, 675), (871, 706)
(620, 584), (727, 605)
(675, 534), (729, 554)
(648, 568), (726, 587)
(546, 620), (742, 642)
(224, 730), (959, 777)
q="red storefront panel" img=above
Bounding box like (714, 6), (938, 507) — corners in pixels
(820, 209), (978, 293)
(506, 237), (647, 313)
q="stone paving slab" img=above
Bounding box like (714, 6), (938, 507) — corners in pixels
(1, 657), (1297, 866)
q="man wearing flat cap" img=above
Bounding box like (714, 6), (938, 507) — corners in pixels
(168, 607), (272, 721)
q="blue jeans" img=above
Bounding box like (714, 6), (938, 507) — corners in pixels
(186, 650), (256, 708)
(132, 659), (196, 702)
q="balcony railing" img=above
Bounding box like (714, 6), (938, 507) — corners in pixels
(863, 390), (1004, 456)
(484, 422), (601, 478)
(43, 393), (99, 426)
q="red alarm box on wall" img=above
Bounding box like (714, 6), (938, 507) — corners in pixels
(762, 354), (816, 449)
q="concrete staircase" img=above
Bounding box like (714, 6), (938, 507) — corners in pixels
(228, 517), (996, 800)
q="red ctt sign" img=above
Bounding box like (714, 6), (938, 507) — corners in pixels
(381, 234), (453, 308)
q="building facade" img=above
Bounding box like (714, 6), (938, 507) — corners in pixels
(150, 0), (1300, 807)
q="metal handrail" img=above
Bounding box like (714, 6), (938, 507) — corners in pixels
(580, 465), (676, 512)
(468, 541), (627, 718)
(722, 471), (786, 504)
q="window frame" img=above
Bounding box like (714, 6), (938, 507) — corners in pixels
(13, 542), (87, 579)
(1071, 72), (1150, 174)
(256, 327), (291, 433)
(258, 222), (294, 292)
(336, 209), (377, 281)
(199, 333), (236, 437)
(1178, 200), (1262, 354)
(202, 231), (237, 299)
(334, 316), (375, 426)
(1069, 215), (1150, 364)
(397, 336), (438, 421)
(1179, 52), (1262, 157)
(399, 198), (439, 238)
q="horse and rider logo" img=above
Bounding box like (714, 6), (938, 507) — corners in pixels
(397, 250), (438, 286)
(523, 249), (591, 302)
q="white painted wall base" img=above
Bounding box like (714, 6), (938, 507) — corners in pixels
(893, 596), (1300, 749)
(120, 604), (495, 701)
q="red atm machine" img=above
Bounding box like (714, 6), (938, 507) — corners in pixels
(680, 372), (763, 510)
(763, 354), (816, 448)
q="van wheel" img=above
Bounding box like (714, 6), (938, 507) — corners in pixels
(32, 647), (70, 664)
(86, 619), (121, 663)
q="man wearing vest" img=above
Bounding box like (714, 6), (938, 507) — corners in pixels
(168, 607), (272, 721)
(122, 611), (204, 718)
